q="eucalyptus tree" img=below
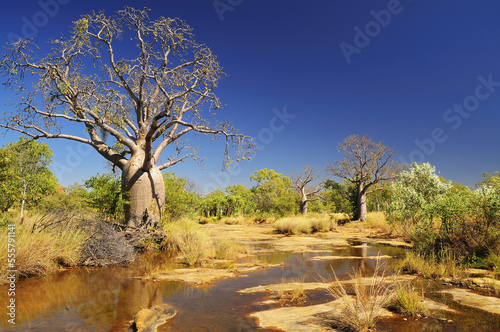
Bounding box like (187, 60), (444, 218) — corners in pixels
(0, 136), (57, 220)
(0, 7), (252, 227)
(328, 135), (399, 221)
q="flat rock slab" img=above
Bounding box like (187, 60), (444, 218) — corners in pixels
(238, 282), (330, 294)
(250, 298), (394, 332)
(310, 255), (393, 261)
(422, 299), (458, 313)
(439, 288), (500, 315)
(239, 276), (417, 294)
(469, 277), (500, 289)
(134, 303), (177, 332)
(138, 263), (283, 285)
(152, 268), (238, 285)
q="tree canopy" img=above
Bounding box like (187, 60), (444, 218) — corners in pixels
(0, 7), (252, 227)
(328, 134), (399, 221)
(0, 136), (57, 219)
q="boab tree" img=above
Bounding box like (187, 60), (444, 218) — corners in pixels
(291, 166), (323, 215)
(0, 7), (252, 227)
(328, 135), (398, 221)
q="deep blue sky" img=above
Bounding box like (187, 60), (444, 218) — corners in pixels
(1, 0), (500, 192)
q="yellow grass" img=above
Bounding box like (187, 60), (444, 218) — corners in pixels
(327, 259), (398, 331)
(343, 212), (394, 235)
(274, 214), (337, 235)
(0, 215), (87, 283)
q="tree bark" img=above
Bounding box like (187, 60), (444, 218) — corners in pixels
(356, 183), (367, 221)
(300, 195), (308, 215)
(122, 152), (165, 228)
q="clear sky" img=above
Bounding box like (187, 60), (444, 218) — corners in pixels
(1, 0), (500, 193)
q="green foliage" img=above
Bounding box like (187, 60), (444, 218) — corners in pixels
(0, 136), (57, 216)
(389, 163), (500, 267)
(163, 172), (200, 221)
(387, 162), (450, 230)
(200, 189), (231, 218)
(320, 179), (356, 216)
(37, 183), (89, 212)
(366, 187), (392, 213)
(0, 148), (17, 212)
(84, 173), (126, 221)
(225, 184), (256, 215)
(250, 168), (297, 217)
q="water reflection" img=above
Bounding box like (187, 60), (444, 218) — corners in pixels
(0, 244), (407, 331)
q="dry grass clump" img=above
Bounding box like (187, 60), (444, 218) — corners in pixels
(213, 239), (248, 260)
(387, 284), (429, 317)
(276, 279), (307, 306)
(0, 214), (88, 282)
(310, 214), (337, 232)
(343, 212), (394, 235)
(219, 215), (255, 225)
(274, 214), (336, 235)
(162, 219), (213, 266)
(274, 217), (312, 235)
(401, 251), (466, 280)
(327, 259), (398, 331)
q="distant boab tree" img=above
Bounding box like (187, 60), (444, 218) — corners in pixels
(0, 7), (252, 227)
(291, 166), (323, 215)
(328, 135), (398, 221)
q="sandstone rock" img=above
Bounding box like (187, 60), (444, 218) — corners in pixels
(134, 303), (177, 332)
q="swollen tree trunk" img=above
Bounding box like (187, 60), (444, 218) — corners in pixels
(300, 195), (308, 215)
(122, 152), (165, 228)
(356, 183), (367, 221)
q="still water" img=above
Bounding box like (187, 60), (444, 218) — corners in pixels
(1, 243), (499, 331)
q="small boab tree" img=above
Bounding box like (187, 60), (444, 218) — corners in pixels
(291, 166), (323, 215)
(328, 135), (398, 221)
(0, 7), (252, 228)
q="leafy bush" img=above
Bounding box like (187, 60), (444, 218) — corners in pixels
(389, 163), (500, 267)
(163, 172), (200, 221)
(84, 173), (127, 222)
(387, 163), (450, 232)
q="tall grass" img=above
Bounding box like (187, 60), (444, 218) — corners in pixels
(401, 251), (466, 280)
(0, 216), (87, 283)
(162, 219), (214, 266)
(343, 212), (394, 234)
(274, 214), (336, 235)
(213, 239), (248, 260)
(327, 259), (397, 331)
(387, 284), (429, 317)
